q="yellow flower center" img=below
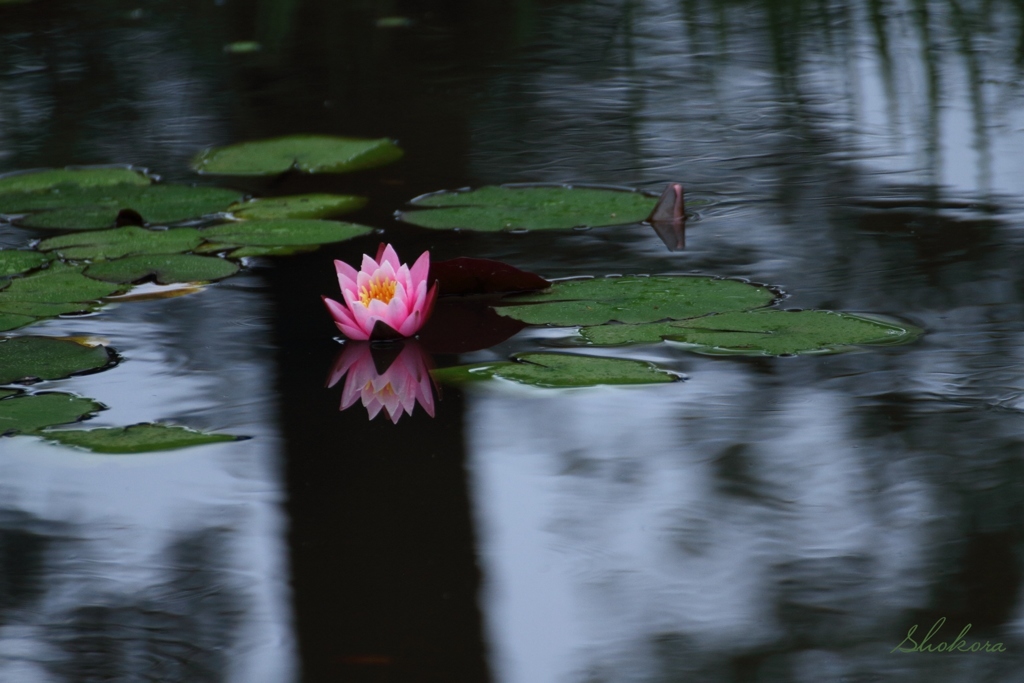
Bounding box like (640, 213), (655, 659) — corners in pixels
(359, 276), (397, 306)
(365, 380), (395, 397)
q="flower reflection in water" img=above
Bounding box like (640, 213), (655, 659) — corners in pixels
(326, 340), (438, 423)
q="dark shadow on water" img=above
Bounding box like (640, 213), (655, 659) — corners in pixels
(272, 254), (490, 682)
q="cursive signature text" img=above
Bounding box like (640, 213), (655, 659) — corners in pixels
(891, 617), (1006, 653)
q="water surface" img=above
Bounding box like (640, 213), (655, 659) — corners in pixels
(2, 0), (1024, 681)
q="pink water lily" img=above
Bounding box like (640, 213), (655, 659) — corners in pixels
(322, 243), (438, 340)
(326, 341), (437, 423)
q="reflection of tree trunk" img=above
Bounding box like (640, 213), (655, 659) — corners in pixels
(282, 344), (491, 681)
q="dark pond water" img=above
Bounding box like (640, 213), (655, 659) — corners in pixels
(3, 0), (1024, 681)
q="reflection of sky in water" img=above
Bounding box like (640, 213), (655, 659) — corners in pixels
(471, 0), (1024, 201)
(466, 365), (1024, 681)
(3, 0), (1024, 679)
(0, 274), (295, 683)
(462, 1), (1024, 680)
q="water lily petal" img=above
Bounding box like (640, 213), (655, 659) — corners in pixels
(378, 243), (402, 271)
(334, 259), (359, 292)
(396, 309), (423, 337)
(360, 253), (381, 274)
(326, 341), (370, 387)
(410, 250), (430, 288)
(323, 295), (356, 327)
(323, 296), (371, 340)
(349, 301), (379, 338)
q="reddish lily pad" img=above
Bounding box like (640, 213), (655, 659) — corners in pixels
(416, 300), (528, 355)
(430, 257), (550, 296)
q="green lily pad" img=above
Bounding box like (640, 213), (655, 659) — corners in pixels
(38, 227), (204, 260)
(200, 218), (373, 247)
(0, 389), (17, 399)
(0, 167), (149, 194)
(226, 244), (321, 257)
(0, 296), (97, 333)
(0, 393), (102, 434)
(40, 423), (241, 453)
(0, 314), (36, 332)
(0, 250), (51, 277)
(194, 243), (321, 257)
(495, 276), (776, 326)
(0, 263), (125, 303)
(580, 310), (922, 355)
(398, 186), (659, 231)
(0, 300), (95, 317)
(0, 185), (242, 230)
(224, 41), (262, 54)
(85, 254), (239, 284)
(192, 135), (404, 175)
(230, 194), (367, 220)
(431, 352), (679, 388)
(0, 336), (114, 384)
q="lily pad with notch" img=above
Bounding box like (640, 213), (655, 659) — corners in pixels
(0, 167), (150, 194)
(192, 135), (404, 175)
(199, 218), (373, 251)
(0, 250), (50, 278)
(495, 275), (777, 326)
(0, 184), (242, 230)
(38, 226), (204, 260)
(0, 336), (115, 384)
(40, 423), (243, 453)
(579, 309), (922, 355)
(431, 352), (680, 388)
(85, 254), (239, 284)
(399, 185), (660, 232)
(0, 393), (102, 435)
(229, 194), (367, 220)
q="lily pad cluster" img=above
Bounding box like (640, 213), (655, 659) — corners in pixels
(429, 274), (921, 388)
(1, 135), (404, 450)
(0, 336), (240, 451)
(0, 157), (388, 330)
